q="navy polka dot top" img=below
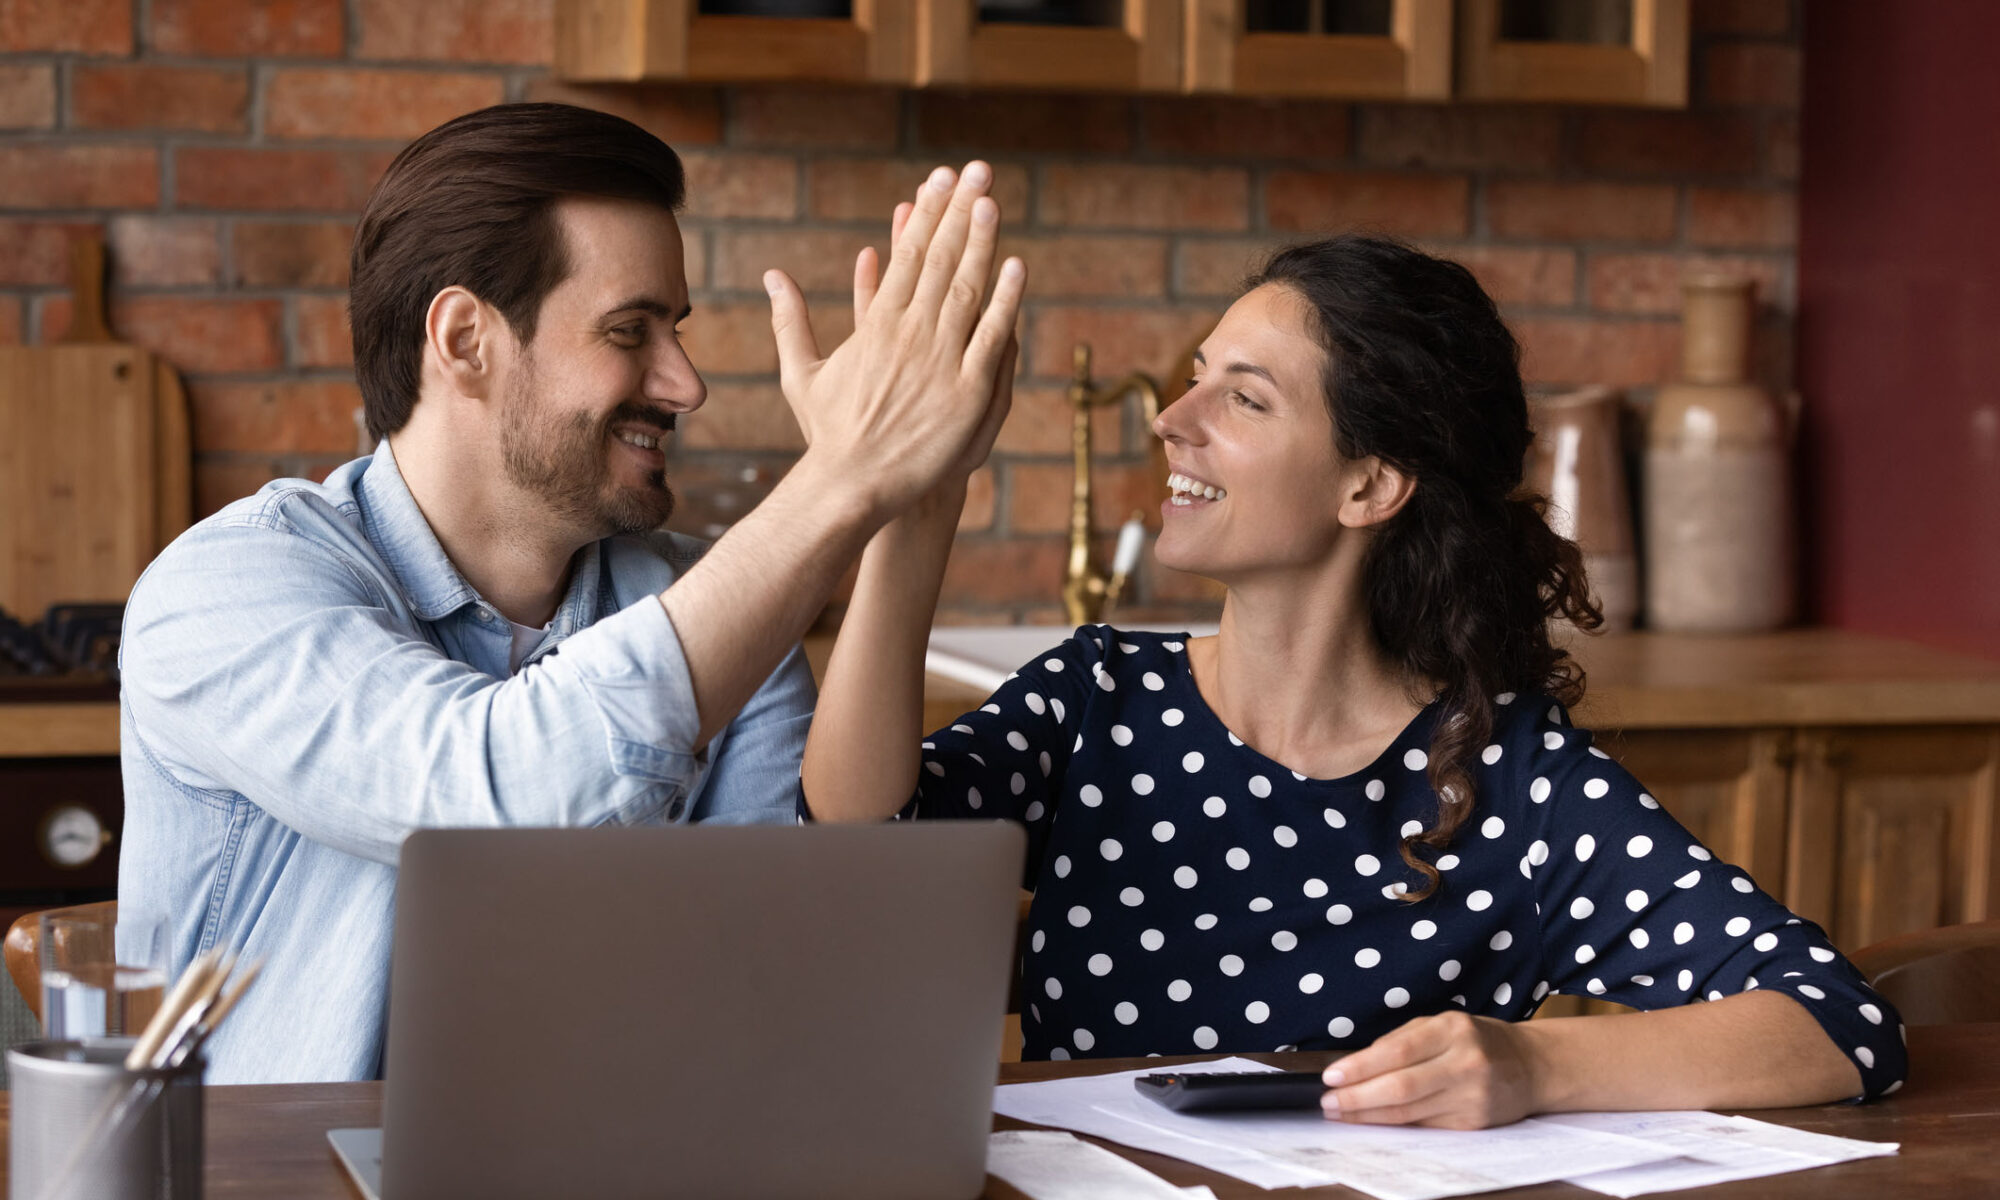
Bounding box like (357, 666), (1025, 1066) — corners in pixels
(899, 626), (1905, 1098)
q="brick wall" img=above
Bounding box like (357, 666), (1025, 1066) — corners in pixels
(0, 0), (1800, 624)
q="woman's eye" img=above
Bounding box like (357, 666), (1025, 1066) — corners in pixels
(1232, 390), (1263, 411)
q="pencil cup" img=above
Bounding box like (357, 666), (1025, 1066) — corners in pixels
(7, 1038), (203, 1200)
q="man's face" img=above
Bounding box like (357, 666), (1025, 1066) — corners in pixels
(498, 196), (702, 539)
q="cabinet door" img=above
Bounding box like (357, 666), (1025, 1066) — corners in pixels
(1184, 0), (1451, 99)
(917, 0), (1181, 91)
(1455, 0), (1687, 107)
(1786, 727), (2000, 952)
(556, 0), (916, 83)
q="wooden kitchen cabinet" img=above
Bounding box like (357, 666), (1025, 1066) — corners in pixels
(1455, 0), (1687, 106)
(555, 0), (917, 83)
(1183, 0), (1452, 99)
(915, 0), (1182, 91)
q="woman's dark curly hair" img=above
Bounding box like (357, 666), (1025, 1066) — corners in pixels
(1246, 235), (1601, 901)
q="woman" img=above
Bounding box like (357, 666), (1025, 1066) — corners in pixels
(802, 234), (1905, 1129)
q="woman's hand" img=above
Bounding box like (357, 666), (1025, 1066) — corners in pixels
(1321, 1011), (1545, 1130)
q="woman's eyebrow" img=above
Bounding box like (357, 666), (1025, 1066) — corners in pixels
(1191, 348), (1277, 386)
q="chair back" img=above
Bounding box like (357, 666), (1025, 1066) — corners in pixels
(1849, 918), (2000, 1026)
(4, 900), (119, 1025)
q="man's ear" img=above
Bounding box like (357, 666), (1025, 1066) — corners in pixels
(1336, 456), (1417, 530)
(424, 286), (499, 399)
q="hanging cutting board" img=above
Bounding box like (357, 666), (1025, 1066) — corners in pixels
(0, 233), (192, 619)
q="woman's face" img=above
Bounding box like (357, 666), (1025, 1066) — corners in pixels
(1152, 283), (1355, 583)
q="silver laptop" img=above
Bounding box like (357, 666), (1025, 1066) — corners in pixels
(329, 822), (1025, 1200)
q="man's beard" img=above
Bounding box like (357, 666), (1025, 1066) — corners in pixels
(499, 368), (676, 538)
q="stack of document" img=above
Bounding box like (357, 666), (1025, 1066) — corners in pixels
(993, 1059), (1897, 1200)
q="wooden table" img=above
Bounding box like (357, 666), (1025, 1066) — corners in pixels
(4, 1024), (1996, 1198)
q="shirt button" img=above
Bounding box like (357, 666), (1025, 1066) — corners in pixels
(667, 797), (687, 821)
(475, 609), (494, 623)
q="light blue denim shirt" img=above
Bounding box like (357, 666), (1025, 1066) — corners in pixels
(117, 442), (813, 1083)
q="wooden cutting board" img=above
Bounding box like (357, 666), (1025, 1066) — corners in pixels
(0, 234), (191, 619)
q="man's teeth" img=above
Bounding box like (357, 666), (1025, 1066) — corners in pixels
(1167, 472), (1226, 505)
(616, 429), (660, 451)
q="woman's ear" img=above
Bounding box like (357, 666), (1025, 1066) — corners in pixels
(1337, 456), (1417, 529)
(423, 286), (497, 399)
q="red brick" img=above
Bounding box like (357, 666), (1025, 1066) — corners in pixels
(1173, 238), (1288, 299)
(0, 220), (98, 286)
(1140, 97), (1349, 161)
(1485, 181), (1678, 243)
(30, 294), (69, 344)
(1767, 115), (1798, 182)
(1356, 105), (1562, 171)
(294, 295), (352, 368)
(1702, 43), (1801, 108)
(1512, 317), (1681, 387)
(72, 64), (249, 134)
(1026, 306), (1217, 381)
(37, 296), (283, 372)
(1040, 165), (1249, 232)
(806, 158), (1031, 223)
(729, 85), (900, 150)
(677, 298), (854, 376)
(0, 145), (158, 209)
(1691, 0), (1791, 35)
(1573, 111), (1758, 177)
(1439, 245), (1578, 309)
(190, 379), (364, 453)
(266, 69), (505, 141)
(1007, 461), (1162, 535)
(959, 466), (995, 533)
(150, 0), (344, 57)
(679, 151), (799, 220)
(681, 227), (708, 289)
(678, 381), (803, 452)
(174, 147), (397, 212)
(1586, 252), (1789, 315)
(0, 65), (56, 129)
(195, 460), (284, 518)
(916, 92), (1133, 155)
(108, 216), (222, 286)
(711, 228), (877, 294)
(0, 0), (131, 53)
(0, 296), (20, 345)
(521, 80), (723, 147)
(939, 538), (1072, 607)
(1266, 170), (1470, 238)
(993, 382), (1123, 457)
(355, 0), (551, 63)
(1010, 234), (1169, 300)
(232, 221), (355, 288)
(1687, 187), (1796, 248)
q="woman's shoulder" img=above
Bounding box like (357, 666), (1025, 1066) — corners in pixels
(1018, 624), (1195, 678)
(1477, 691), (1621, 793)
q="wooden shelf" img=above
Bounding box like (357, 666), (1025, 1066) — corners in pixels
(556, 0), (916, 84)
(1455, 0), (1688, 107)
(1184, 0), (1452, 99)
(0, 703), (120, 758)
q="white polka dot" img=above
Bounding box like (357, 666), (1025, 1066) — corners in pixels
(1467, 889), (1493, 911)
(1627, 835), (1654, 858)
(1399, 819), (1424, 839)
(1629, 928), (1650, 949)
(1639, 793), (1659, 809)
(1043, 659), (1064, 672)
(1529, 777), (1552, 803)
(1303, 878), (1329, 899)
(1810, 946), (1836, 963)
(1219, 955), (1244, 977)
(1674, 870), (1701, 889)
(1024, 801), (1047, 822)
(1382, 883), (1407, 900)
(1226, 847), (1250, 870)
(1365, 779), (1386, 801)
(1299, 972), (1326, 996)
(1168, 980), (1192, 1001)
(1161, 708), (1183, 726)
(1074, 1028), (1095, 1051)
(1088, 953), (1113, 976)
(1247, 897), (1273, 912)
(1674, 922), (1695, 944)
(1438, 959), (1462, 982)
(1249, 775), (1272, 798)
(1109, 724), (1133, 747)
(1267, 825), (1300, 850)
(1097, 839), (1122, 863)
(1151, 821), (1175, 843)
(1493, 983), (1513, 1005)
(1725, 916), (1751, 937)
(1688, 845), (1713, 862)
(1193, 914), (1216, 930)
(1354, 946), (1382, 968)
(1677, 969), (1693, 991)
(1244, 1001), (1271, 1024)
(1482, 816), (1506, 839)
(1202, 796), (1226, 818)
(1174, 866), (1198, 889)
(1182, 751), (1204, 773)
(1385, 987), (1411, 1008)
(1732, 876), (1754, 894)
(1570, 897), (1595, 920)
(1120, 887), (1145, 907)
(1481, 744), (1503, 765)
(1625, 889), (1649, 912)
(1079, 785), (1103, 807)
(1575, 945), (1596, 964)
(950, 724), (974, 736)
(1799, 984), (1826, 1000)
(1051, 699), (1066, 723)
(1227, 731), (1242, 746)
(1049, 1047), (1069, 1060)
(1438, 854), (1460, 870)
(1527, 840), (1550, 867)
(1411, 919), (1438, 940)
(1141, 928), (1165, 950)
(1023, 693), (1046, 715)
(1006, 731), (1030, 752)
(1097, 672), (1115, 692)
(1113, 1002), (1139, 1025)
(1131, 774), (1154, 795)
(1326, 904), (1353, 925)
(1575, 835), (1597, 862)
(1193, 1026), (1218, 1050)
(1490, 929), (1513, 951)
(1632, 974), (1654, 987)
(966, 786), (983, 810)
(1324, 808), (1348, 829)
(925, 761), (945, 777)
(1855, 1046), (1875, 1068)
(1544, 731), (1564, 751)
(1053, 855), (1072, 878)
(1403, 749), (1428, 771)
(1583, 778), (1610, 799)
(1354, 854), (1381, 876)
(1045, 977), (1063, 999)
(1031, 930), (1046, 953)
(1860, 1003), (1883, 1025)
(1327, 1016), (1354, 1038)
(1068, 906), (1091, 928)
(1754, 932), (1779, 952)
(1142, 671), (1165, 691)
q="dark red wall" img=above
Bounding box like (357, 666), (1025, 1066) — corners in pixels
(1798, 2), (2000, 660)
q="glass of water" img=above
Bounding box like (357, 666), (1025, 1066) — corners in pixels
(40, 911), (167, 1041)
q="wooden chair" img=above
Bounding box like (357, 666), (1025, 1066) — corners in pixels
(1849, 919), (2000, 1026)
(4, 900), (117, 1025)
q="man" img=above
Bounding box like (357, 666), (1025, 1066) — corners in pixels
(117, 103), (1023, 1082)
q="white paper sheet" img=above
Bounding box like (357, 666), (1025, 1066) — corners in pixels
(987, 1131), (1203, 1199)
(1549, 1111), (1899, 1197)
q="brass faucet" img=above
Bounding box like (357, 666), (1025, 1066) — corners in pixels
(1063, 343), (1162, 626)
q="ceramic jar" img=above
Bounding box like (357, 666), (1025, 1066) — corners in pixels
(1525, 385), (1638, 633)
(1644, 275), (1794, 632)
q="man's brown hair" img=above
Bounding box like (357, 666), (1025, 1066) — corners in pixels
(349, 102), (686, 441)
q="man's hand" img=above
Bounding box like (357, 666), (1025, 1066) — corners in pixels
(762, 161), (1024, 527)
(1321, 1011), (1544, 1130)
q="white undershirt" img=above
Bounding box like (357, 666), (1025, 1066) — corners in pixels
(508, 619), (549, 674)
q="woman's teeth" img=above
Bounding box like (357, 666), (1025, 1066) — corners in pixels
(616, 429), (661, 451)
(1167, 472), (1226, 506)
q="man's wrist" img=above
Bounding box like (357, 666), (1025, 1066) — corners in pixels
(784, 447), (892, 536)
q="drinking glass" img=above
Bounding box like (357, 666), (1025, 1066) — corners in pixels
(39, 912), (166, 1041)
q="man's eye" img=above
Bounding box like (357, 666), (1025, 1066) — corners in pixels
(610, 325), (645, 346)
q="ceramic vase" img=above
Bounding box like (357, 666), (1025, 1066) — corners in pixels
(1526, 385), (1639, 633)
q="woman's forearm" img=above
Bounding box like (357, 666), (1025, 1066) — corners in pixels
(801, 486), (964, 821)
